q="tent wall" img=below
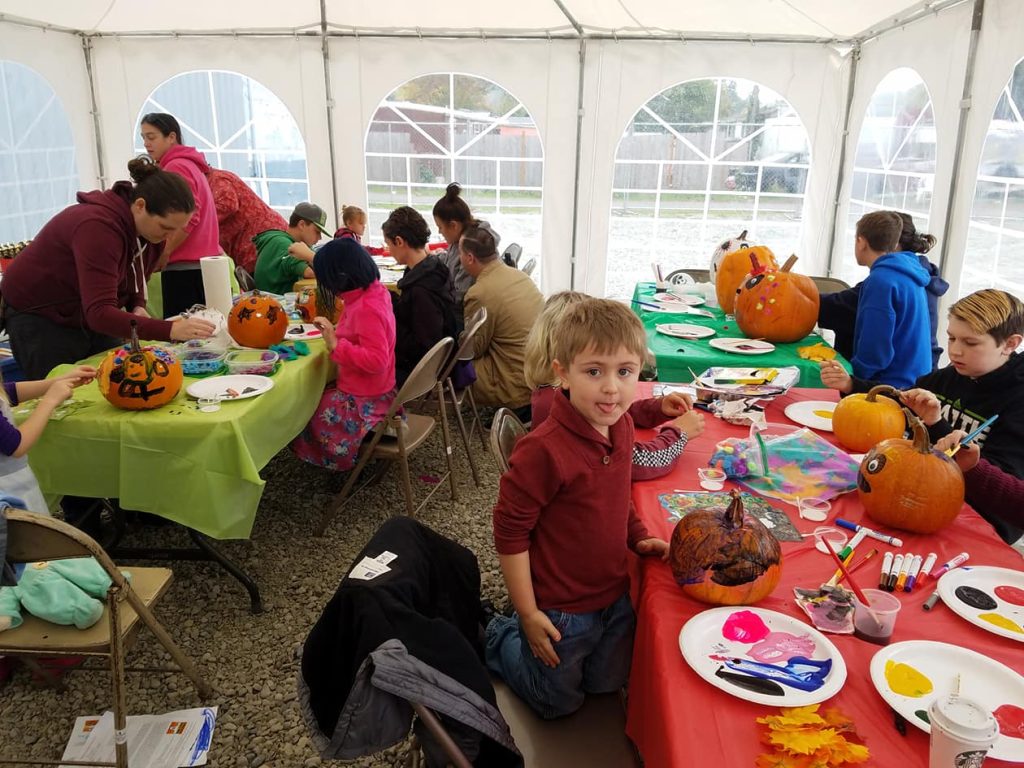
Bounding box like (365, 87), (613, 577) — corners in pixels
(326, 37), (581, 292)
(88, 35), (331, 207)
(574, 39), (847, 296)
(1, 23), (99, 186)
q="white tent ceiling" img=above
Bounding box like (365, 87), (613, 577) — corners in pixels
(0, 0), (952, 40)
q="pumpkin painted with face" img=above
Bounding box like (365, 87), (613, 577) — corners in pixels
(228, 290), (288, 348)
(857, 410), (965, 534)
(668, 490), (783, 605)
(709, 229), (750, 287)
(734, 254), (820, 343)
(715, 244), (777, 314)
(97, 321), (183, 410)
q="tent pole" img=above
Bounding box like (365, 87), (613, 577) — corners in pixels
(825, 43), (860, 278)
(320, 0), (340, 227)
(81, 35), (107, 190)
(937, 0), (984, 274)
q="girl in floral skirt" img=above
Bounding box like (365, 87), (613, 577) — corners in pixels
(292, 238), (396, 471)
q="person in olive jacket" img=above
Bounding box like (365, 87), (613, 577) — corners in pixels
(384, 207), (458, 386)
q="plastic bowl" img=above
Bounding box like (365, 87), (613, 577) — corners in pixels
(178, 346), (228, 376)
(224, 349), (279, 376)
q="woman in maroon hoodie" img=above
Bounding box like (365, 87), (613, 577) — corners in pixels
(1, 157), (216, 380)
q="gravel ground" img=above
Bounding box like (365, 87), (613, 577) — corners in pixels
(0, 431), (506, 767)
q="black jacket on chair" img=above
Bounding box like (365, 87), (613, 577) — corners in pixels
(393, 256), (458, 386)
(298, 517), (521, 767)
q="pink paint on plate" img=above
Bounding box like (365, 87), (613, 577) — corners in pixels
(748, 631), (817, 663)
(721, 610), (770, 643)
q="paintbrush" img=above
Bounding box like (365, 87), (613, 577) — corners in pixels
(631, 298), (662, 311)
(825, 539), (883, 628)
(836, 548), (879, 587)
(945, 413), (999, 457)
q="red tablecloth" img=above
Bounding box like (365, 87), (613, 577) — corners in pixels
(626, 385), (1024, 768)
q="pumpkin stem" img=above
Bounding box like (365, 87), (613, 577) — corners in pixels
(781, 254), (798, 273)
(904, 408), (931, 454)
(748, 252), (769, 276)
(725, 489), (744, 530)
(738, 229), (748, 240)
(128, 319), (141, 354)
(867, 384), (901, 403)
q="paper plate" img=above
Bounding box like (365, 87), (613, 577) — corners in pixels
(708, 338), (776, 355)
(186, 375), (275, 401)
(642, 302), (692, 314)
(661, 292), (706, 306)
(870, 640), (1024, 761)
(285, 323), (323, 339)
(655, 323), (716, 339)
(678, 606), (847, 707)
(784, 400), (837, 432)
(937, 566), (1024, 642)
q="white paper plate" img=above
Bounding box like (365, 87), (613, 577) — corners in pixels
(870, 640), (1024, 761)
(784, 400), (837, 432)
(642, 302), (692, 314)
(285, 323), (323, 339)
(678, 606), (847, 706)
(186, 375), (275, 401)
(660, 292), (706, 306)
(937, 566), (1024, 642)
(655, 323), (716, 339)
(708, 338), (776, 355)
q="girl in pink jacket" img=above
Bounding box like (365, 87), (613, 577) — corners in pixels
(292, 238), (397, 471)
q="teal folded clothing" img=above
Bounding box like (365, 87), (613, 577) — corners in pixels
(16, 561), (104, 629)
(0, 586), (21, 630)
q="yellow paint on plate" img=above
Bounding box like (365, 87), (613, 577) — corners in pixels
(979, 612), (1024, 634)
(812, 410), (834, 419)
(885, 660), (934, 698)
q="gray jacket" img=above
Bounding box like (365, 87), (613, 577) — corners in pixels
(439, 220), (501, 307)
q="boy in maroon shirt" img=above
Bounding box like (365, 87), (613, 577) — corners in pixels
(485, 298), (669, 719)
(935, 430), (1024, 534)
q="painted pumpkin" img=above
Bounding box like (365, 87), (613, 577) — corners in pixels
(669, 489), (783, 606)
(97, 321), (182, 410)
(832, 385), (906, 453)
(734, 254), (820, 343)
(857, 410), (965, 534)
(709, 229), (750, 288)
(228, 290), (288, 348)
(715, 244), (777, 314)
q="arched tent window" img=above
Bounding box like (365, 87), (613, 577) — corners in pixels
(962, 57), (1024, 298)
(608, 78), (810, 298)
(134, 71), (308, 218)
(365, 73), (543, 272)
(0, 60), (77, 242)
(842, 68), (936, 285)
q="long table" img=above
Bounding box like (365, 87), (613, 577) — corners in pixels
(626, 385), (1024, 767)
(632, 282), (852, 387)
(14, 341), (330, 611)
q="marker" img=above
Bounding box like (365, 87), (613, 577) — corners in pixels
(887, 554), (904, 592)
(923, 591), (942, 611)
(918, 553), (938, 581)
(835, 518), (904, 548)
(879, 552), (894, 590)
(933, 552), (970, 579)
(837, 528), (869, 560)
(895, 554), (914, 591)
(904, 554), (924, 592)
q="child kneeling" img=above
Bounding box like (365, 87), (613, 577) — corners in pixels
(486, 298), (668, 719)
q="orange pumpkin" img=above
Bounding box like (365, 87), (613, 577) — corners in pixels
(97, 321), (182, 410)
(715, 244), (777, 313)
(857, 410), (965, 534)
(832, 385), (906, 453)
(734, 254), (820, 343)
(709, 229), (750, 287)
(669, 490), (782, 606)
(228, 290), (288, 348)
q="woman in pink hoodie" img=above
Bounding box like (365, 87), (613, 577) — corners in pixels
(140, 113), (221, 318)
(292, 238), (397, 471)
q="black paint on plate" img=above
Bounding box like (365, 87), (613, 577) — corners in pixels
(955, 585), (998, 611)
(714, 667), (786, 696)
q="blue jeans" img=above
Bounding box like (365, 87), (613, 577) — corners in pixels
(485, 592), (635, 719)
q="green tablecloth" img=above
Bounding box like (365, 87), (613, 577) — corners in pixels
(14, 342), (330, 540)
(631, 282), (851, 387)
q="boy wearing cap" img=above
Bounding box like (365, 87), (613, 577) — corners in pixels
(253, 202), (331, 295)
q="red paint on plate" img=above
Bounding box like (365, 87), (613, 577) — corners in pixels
(994, 704), (1024, 739)
(995, 585), (1024, 606)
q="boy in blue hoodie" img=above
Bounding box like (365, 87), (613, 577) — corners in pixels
(845, 211), (932, 388)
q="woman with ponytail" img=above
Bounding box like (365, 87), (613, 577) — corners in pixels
(1, 157), (215, 380)
(432, 182), (500, 309)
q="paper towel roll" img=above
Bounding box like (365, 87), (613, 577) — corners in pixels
(200, 256), (234, 318)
